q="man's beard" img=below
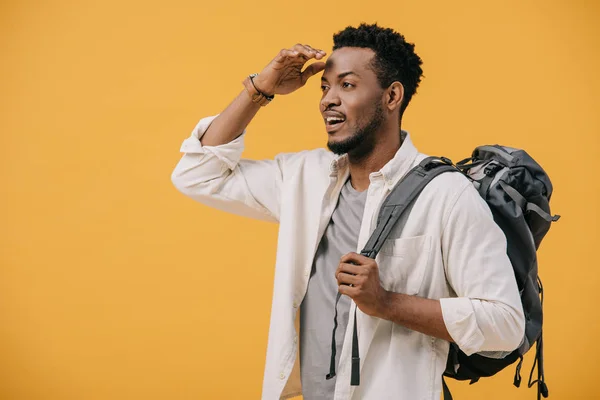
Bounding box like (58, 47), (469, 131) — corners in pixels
(327, 102), (385, 157)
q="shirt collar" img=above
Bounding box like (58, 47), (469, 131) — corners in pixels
(329, 130), (419, 187)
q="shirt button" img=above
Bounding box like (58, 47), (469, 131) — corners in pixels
(294, 336), (298, 344)
(304, 271), (310, 277)
(279, 373), (285, 380)
(293, 302), (298, 308)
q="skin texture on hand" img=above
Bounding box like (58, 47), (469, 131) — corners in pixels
(336, 252), (454, 343)
(253, 44), (327, 96)
(335, 252), (390, 318)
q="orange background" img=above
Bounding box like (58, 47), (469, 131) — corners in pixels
(1, 0), (598, 399)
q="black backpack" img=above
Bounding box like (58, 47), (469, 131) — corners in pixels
(325, 145), (560, 399)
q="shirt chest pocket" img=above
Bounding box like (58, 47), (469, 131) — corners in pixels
(376, 235), (433, 295)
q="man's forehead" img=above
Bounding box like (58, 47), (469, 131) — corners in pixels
(323, 47), (375, 75)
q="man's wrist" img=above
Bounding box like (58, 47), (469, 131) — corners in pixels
(252, 75), (275, 97)
(243, 74), (274, 107)
(376, 289), (394, 320)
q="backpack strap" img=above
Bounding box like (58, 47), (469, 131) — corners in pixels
(351, 307), (360, 385)
(498, 181), (560, 222)
(325, 291), (343, 380)
(351, 157), (460, 385)
(324, 156), (461, 386)
(528, 277), (549, 399)
(360, 156), (459, 258)
(442, 376), (454, 400)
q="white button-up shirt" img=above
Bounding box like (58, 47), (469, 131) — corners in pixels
(171, 115), (525, 400)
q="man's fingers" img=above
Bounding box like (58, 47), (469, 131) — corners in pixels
(337, 270), (361, 286)
(266, 44), (327, 93)
(337, 262), (362, 276)
(274, 48), (298, 63)
(340, 252), (371, 265)
(338, 284), (358, 297)
(301, 62), (326, 85)
(303, 44), (327, 58)
(293, 44), (326, 59)
(275, 45), (326, 68)
(292, 44), (316, 60)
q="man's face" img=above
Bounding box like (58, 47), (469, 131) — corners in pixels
(320, 47), (385, 156)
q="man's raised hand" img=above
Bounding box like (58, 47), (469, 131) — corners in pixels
(253, 44), (327, 96)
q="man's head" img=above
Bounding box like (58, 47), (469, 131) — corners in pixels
(320, 23), (423, 156)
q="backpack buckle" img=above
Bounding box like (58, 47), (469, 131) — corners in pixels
(484, 163), (502, 176)
(423, 157), (454, 171)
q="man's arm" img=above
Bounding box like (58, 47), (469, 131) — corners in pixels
(379, 292), (453, 342)
(335, 253), (453, 342)
(171, 44), (326, 221)
(336, 182), (524, 352)
(438, 182), (525, 354)
(200, 45), (327, 147)
(199, 89), (261, 147)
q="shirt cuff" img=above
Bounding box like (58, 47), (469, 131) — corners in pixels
(440, 297), (485, 356)
(179, 115), (246, 170)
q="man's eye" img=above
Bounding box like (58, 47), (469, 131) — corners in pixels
(343, 82), (354, 88)
(320, 85), (329, 91)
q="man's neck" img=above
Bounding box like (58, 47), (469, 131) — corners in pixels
(347, 125), (403, 192)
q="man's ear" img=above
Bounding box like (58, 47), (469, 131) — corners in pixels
(386, 81), (404, 112)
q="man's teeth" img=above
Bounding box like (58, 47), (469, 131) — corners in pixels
(326, 117), (345, 125)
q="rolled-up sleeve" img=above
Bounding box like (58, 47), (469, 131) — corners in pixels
(171, 115), (284, 223)
(178, 115), (245, 169)
(439, 183), (525, 356)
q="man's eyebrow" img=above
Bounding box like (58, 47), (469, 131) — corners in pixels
(338, 71), (360, 79)
(321, 71), (360, 81)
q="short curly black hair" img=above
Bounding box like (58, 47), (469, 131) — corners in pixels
(333, 23), (424, 118)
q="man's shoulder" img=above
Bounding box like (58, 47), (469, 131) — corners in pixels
(413, 153), (472, 193)
(410, 153), (480, 214)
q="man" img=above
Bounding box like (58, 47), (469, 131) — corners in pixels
(171, 23), (525, 400)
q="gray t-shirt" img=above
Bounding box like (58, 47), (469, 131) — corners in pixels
(299, 178), (368, 400)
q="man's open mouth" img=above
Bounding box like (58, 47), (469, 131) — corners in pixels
(325, 116), (346, 126)
(325, 116), (346, 133)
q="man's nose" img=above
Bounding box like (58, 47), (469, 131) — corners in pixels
(320, 90), (341, 111)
